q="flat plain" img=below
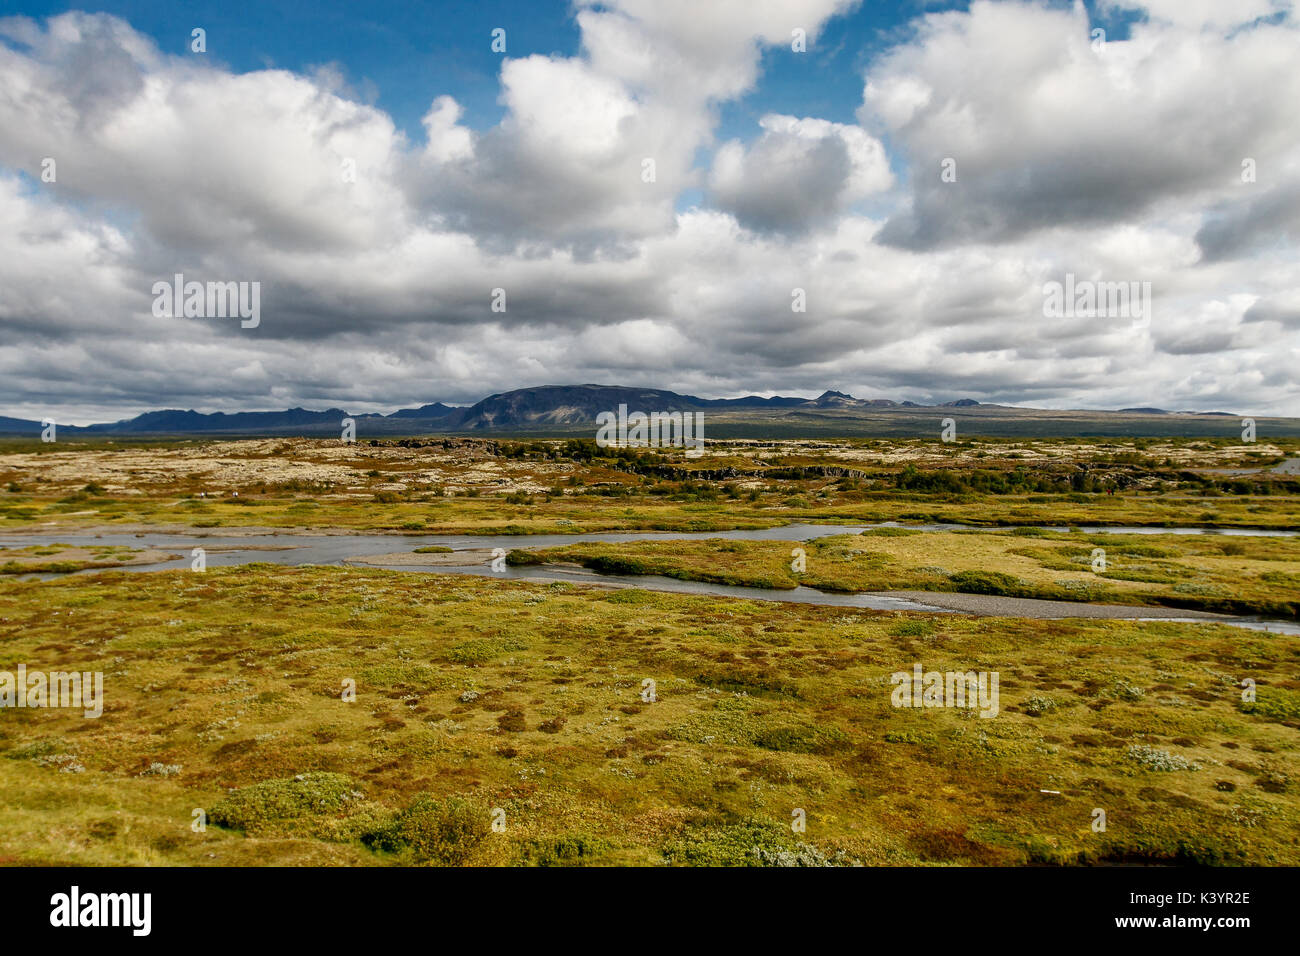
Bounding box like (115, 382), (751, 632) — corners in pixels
(1, 435), (1297, 866)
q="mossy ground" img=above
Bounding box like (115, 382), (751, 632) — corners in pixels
(1, 566), (1297, 866)
(516, 528), (1300, 618)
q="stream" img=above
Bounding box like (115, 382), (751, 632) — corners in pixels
(2, 522), (1297, 635)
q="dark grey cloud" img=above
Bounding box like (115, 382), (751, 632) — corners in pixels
(1196, 183), (1300, 261)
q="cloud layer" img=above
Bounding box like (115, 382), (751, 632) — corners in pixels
(0, 0), (1297, 423)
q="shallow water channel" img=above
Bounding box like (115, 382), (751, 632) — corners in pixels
(3, 522), (1297, 635)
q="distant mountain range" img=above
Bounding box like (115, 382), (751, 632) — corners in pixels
(0, 384), (1265, 438)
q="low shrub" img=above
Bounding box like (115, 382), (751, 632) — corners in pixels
(362, 796), (489, 864)
(209, 773), (363, 834)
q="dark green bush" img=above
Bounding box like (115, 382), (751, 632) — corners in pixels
(505, 549), (544, 565)
(209, 773), (362, 834)
(948, 570), (1027, 596)
(362, 796), (489, 864)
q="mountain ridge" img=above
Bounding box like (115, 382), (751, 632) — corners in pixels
(0, 384), (1264, 437)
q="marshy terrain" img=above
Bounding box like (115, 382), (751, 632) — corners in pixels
(509, 527), (1300, 620)
(1, 435), (1297, 866)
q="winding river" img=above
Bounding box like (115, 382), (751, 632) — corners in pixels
(3, 522), (1297, 635)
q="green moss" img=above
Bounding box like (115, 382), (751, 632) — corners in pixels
(2, 554), (1298, 868)
(752, 723), (851, 754)
(1242, 688), (1300, 723)
(663, 817), (843, 867)
(209, 773), (364, 835)
(445, 636), (527, 664)
(948, 570), (1028, 596)
(361, 663), (450, 689)
(516, 832), (612, 866)
(362, 796), (490, 864)
(504, 549), (544, 565)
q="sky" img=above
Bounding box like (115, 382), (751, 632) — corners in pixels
(0, 0), (1297, 423)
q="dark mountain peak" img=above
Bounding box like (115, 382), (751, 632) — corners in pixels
(84, 406), (352, 435)
(467, 384), (711, 428)
(943, 398), (980, 407)
(808, 389), (864, 408)
(388, 402), (458, 420)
